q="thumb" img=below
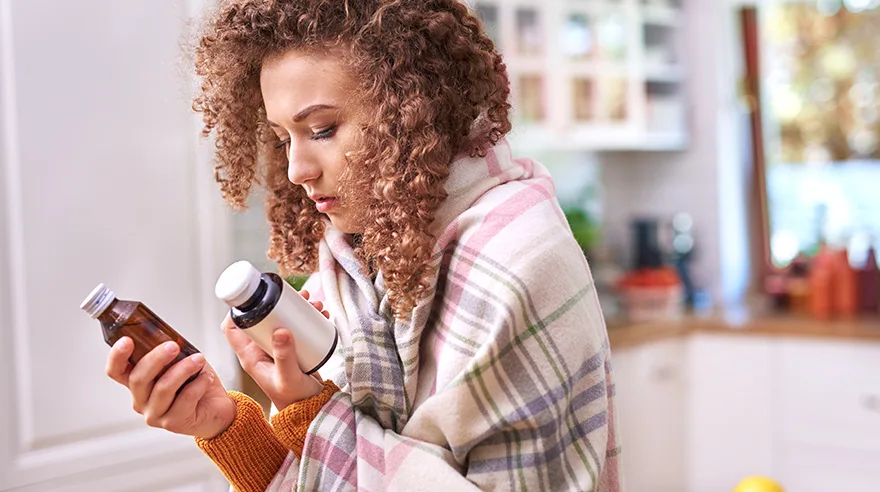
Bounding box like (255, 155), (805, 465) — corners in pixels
(271, 328), (303, 383)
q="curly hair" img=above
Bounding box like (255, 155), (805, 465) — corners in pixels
(192, 0), (511, 317)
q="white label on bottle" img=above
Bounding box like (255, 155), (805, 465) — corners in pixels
(240, 281), (337, 373)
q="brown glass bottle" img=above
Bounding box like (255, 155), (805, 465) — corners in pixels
(81, 284), (200, 386)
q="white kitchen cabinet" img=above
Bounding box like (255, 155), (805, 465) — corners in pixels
(613, 338), (687, 492)
(466, 0), (688, 152)
(775, 338), (880, 490)
(686, 334), (775, 492)
(775, 441), (880, 492)
(777, 338), (880, 452)
(614, 328), (880, 492)
(0, 0), (236, 490)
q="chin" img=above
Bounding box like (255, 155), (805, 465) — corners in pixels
(328, 216), (362, 235)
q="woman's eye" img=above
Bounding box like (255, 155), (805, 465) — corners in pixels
(274, 125), (336, 148)
(310, 125), (337, 140)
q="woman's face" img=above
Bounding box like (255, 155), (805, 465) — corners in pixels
(260, 50), (364, 234)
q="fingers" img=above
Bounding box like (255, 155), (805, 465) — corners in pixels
(106, 337), (134, 386)
(271, 329), (303, 387)
(222, 320), (274, 383)
(168, 370), (213, 415)
(201, 361), (222, 388)
(142, 353), (207, 427)
(220, 312), (236, 332)
(271, 329), (324, 409)
(128, 341), (181, 413)
(309, 300), (330, 319)
(148, 370), (213, 431)
(304, 295), (330, 319)
(300, 290), (330, 319)
(222, 320), (256, 355)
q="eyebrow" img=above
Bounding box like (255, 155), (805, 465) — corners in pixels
(267, 104), (338, 127)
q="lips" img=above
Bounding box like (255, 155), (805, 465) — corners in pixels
(310, 195), (338, 213)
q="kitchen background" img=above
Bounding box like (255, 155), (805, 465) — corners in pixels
(1, 0), (878, 491)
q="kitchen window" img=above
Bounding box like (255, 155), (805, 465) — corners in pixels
(747, 1), (880, 273)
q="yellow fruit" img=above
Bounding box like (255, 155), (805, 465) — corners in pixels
(733, 476), (784, 492)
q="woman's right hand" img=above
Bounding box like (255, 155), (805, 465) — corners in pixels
(105, 337), (237, 440)
(220, 289), (329, 411)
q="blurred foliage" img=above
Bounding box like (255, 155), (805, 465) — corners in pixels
(285, 275), (309, 290)
(764, 3), (880, 163)
(564, 206), (600, 254)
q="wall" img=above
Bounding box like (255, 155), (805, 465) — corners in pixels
(232, 189), (282, 274)
(0, 0), (234, 489)
(596, 0), (753, 308)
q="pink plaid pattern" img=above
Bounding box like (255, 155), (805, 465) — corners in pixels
(267, 140), (621, 491)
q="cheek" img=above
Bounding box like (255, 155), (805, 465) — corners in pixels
(329, 131), (359, 179)
(318, 155), (345, 185)
(336, 124), (362, 158)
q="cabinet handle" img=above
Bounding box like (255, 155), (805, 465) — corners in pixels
(860, 395), (880, 413)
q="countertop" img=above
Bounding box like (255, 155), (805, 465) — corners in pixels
(606, 310), (880, 350)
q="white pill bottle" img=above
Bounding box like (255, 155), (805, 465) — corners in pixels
(214, 260), (337, 374)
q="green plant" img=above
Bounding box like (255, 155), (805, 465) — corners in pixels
(285, 275), (309, 290)
(564, 206), (600, 254)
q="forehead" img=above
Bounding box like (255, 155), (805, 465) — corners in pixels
(259, 50), (356, 114)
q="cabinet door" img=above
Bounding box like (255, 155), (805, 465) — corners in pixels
(776, 338), (880, 490)
(776, 441), (880, 492)
(0, 0), (236, 490)
(686, 334), (775, 492)
(613, 339), (687, 492)
(777, 338), (880, 452)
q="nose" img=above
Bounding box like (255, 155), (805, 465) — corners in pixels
(286, 140), (321, 185)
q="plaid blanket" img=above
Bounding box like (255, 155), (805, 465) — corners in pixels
(267, 140), (622, 491)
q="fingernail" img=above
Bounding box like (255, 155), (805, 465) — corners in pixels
(164, 342), (178, 354)
(273, 330), (290, 345)
(207, 371), (215, 383)
(114, 338), (129, 350)
(191, 353), (205, 364)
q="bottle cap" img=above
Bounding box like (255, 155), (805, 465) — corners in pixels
(215, 260), (263, 307)
(80, 283), (116, 318)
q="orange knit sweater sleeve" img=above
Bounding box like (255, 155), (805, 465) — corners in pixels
(194, 391), (287, 492)
(271, 380), (340, 457)
(194, 383), (342, 491)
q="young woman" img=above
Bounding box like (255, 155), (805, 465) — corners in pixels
(104, 1), (622, 490)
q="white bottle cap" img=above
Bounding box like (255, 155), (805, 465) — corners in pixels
(80, 283), (116, 318)
(215, 260), (263, 307)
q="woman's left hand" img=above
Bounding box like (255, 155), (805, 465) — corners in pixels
(221, 293), (328, 410)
